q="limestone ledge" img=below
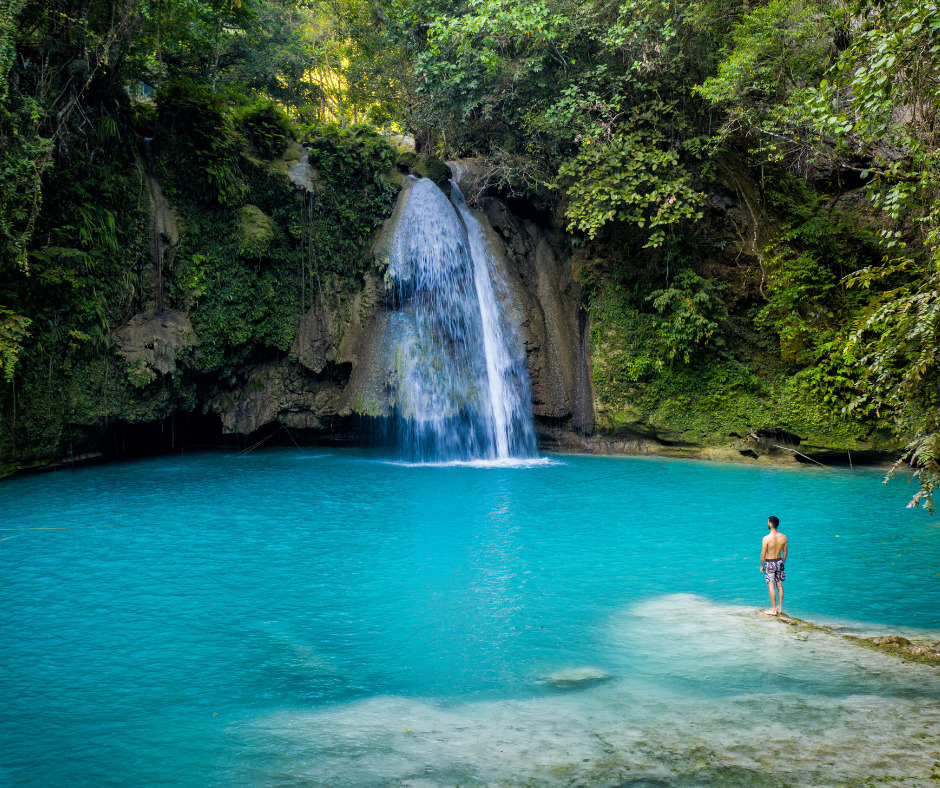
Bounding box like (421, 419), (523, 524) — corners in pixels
(749, 611), (940, 667)
(538, 421), (899, 469)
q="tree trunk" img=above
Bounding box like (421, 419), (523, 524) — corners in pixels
(156, 0), (163, 86)
(211, 15), (222, 90)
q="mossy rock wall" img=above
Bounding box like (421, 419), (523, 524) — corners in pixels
(576, 171), (904, 463)
(0, 103), (400, 472)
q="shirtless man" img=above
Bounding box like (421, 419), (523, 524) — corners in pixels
(760, 516), (788, 616)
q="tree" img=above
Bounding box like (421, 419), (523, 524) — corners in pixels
(812, 0), (940, 510)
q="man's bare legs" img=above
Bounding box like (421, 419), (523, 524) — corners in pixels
(764, 580), (784, 615)
(765, 581), (778, 615)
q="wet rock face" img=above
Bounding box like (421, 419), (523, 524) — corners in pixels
(143, 170), (179, 313)
(212, 360), (343, 435)
(292, 304), (333, 375)
(475, 191), (593, 429)
(394, 151), (453, 189)
(278, 141), (320, 192)
(113, 309), (199, 385)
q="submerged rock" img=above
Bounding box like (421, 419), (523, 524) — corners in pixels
(544, 667), (611, 687)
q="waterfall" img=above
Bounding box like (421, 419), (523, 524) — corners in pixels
(386, 177), (536, 461)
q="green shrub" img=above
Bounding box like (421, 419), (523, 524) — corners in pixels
(156, 80), (245, 205)
(298, 123), (398, 285)
(236, 100), (294, 159)
(648, 270), (726, 364)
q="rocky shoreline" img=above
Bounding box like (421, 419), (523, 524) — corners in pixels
(1, 422), (900, 482)
(536, 422), (900, 469)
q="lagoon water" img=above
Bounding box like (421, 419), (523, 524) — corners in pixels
(1, 449), (939, 785)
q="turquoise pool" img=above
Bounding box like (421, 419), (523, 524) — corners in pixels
(1, 449), (938, 785)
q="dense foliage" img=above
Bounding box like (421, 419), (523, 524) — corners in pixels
(0, 0), (398, 469)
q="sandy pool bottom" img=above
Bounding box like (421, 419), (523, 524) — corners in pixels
(230, 595), (940, 786)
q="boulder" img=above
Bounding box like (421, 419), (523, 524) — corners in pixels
(394, 151), (453, 189)
(414, 156), (453, 189)
(278, 141), (321, 193)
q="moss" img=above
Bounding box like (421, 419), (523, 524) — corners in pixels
(587, 260), (899, 455)
(267, 142), (299, 176)
(236, 204), (276, 257)
(355, 394), (383, 418)
(413, 155), (453, 188)
(843, 635), (940, 666)
(760, 612), (940, 666)
(395, 151), (418, 170)
(394, 151), (452, 188)
(547, 763), (576, 778)
(534, 747), (797, 787)
(0, 347), (203, 471)
(592, 352), (896, 454)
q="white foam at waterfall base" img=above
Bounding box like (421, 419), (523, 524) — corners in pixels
(234, 595), (940, 786)
(375, 456), (562, 469)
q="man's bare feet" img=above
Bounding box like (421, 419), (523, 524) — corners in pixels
(763, 609), (778, 616)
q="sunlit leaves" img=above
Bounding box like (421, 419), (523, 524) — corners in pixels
(558, 128), (703, 245)
(808, 0), (940, 509)
(696, 0), (835, 157)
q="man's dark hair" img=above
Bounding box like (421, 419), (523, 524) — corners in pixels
(768, 516), (780, 528)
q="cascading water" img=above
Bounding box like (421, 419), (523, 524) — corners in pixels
(386, 176), (536, 461)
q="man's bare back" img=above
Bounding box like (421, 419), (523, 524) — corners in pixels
(760, 517), (787, 615)
(761, 530), (787, 561)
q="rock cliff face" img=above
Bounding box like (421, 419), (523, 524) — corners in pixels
(210, 169), (593, 441)
(114, 309), (199, 385)
(212, 360), (344, 435)
(474, 193), (594, 434)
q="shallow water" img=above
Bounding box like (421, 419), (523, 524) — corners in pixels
(1, 449), (938, 785)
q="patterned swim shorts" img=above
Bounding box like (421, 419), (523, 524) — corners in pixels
(763, 559), (785, 584)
